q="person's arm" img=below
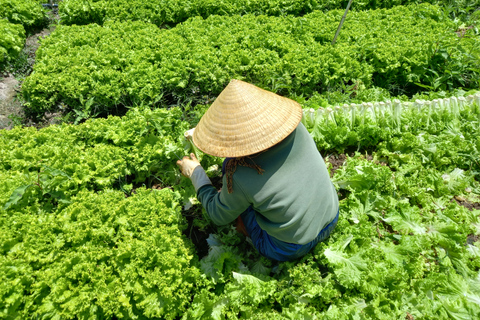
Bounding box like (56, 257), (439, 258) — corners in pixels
(196, 176), (251, 225)
(177, 154), (250, 225)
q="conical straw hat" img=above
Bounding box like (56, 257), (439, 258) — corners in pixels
(192, 79), (302, 157)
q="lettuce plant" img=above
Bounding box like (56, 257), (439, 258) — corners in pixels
(0, 19), (25, 68)
(22, 4), (479, 118)
(0, 0), (47, 33)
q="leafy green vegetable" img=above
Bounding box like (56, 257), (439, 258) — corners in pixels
(304, 92), (480, 153)
(0, 188), (202, 319)
(58, 0), (480, 27)
(0, 19), (25, 69)
(1, 102), (480, 318)
(0, 0), (47, 33)
(3, 184), (33, 210)
(22, 4), (480, 118)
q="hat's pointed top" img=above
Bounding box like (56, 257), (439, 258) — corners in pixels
(193, 79), (302, 157)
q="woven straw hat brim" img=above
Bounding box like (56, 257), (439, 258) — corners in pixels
(192, 79), (302, 158)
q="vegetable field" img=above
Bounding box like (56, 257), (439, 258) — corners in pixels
(1, 0), (480, 319)
(22, 4), (480, 118)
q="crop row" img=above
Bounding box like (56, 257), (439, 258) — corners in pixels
(304, 92), (480, 134)
(0, 107), (203, 202)
(58, 0), (475, 27)
(302, 92), (480, 153)
(0, 0), (47, 70)
(22, 4), (479, 119)
(0, 19), (25, 68)
(0, 0), (47, 33)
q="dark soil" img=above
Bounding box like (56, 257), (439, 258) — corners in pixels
(327, 154), (347, 178)
(182, 208), (215, 259)
(326, 152), (379, 178)
(467, 234), (479, 245)
(456, 26), (474, 38)
(453, 198), (480, 211)
(180, 175), (223, 258)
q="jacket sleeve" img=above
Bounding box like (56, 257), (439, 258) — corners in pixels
(196, 175), (251, 226)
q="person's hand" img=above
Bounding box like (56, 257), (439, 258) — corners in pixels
(176, 153), (201, 178)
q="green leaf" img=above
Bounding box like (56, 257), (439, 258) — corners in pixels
(414, 82), (435, 90)
(3, 184), (34, 210)
(46, 191), (72, 204)
(41, 165), (71, 179)
(232, 272), (265, 286)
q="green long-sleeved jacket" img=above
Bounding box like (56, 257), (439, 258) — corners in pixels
(197, 123), (339, 245)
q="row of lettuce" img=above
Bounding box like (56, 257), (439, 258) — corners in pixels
(2, 1), (479, 87)
(22, 4), (480, 119)
(2, 0), (476, 31)
(0, 0), (48, 69)
(1, 96), (480, 318)
(0, 19), (25, 68)
(303, 93), (480, 151)
(0, 0), (47, 32)
(59, 0), (480, 27)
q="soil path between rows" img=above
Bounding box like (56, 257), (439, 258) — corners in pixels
(0, 76), (20, 129)
(0, 22), (55, 130)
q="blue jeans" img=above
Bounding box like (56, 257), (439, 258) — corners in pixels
(241, 207), (339, 262)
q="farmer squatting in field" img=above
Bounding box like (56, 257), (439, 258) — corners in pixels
(177, 79), (339, 261)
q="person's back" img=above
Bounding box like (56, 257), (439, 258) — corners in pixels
(177, 79), (340, 261)
(203, 122), (338, 244)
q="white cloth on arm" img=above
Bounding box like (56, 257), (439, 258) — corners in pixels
(190, 166), (212, 192)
